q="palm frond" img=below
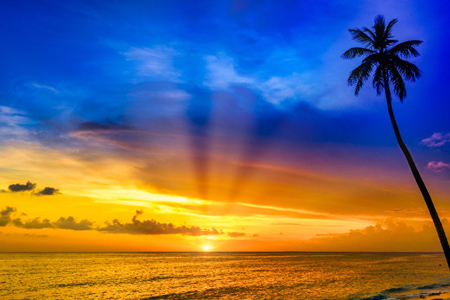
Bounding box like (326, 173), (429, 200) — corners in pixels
(362, 53), (381, 64)
(347, 61), (374, 95)
(391, 57), (422, 81)
(389, 67), (407, 101)
(371, 15), (399, 50)
(385, 18), (398, 39)
(385, 39), (398, 47)
(341, 47), (375, 59)
(349, 28), (375, 47)
(372, 65), (384, 95)
(374, 15), (386, 28)
(373, 15), (386, 44)
(362, 27), (376, 42)
(389, 40), (423, 58)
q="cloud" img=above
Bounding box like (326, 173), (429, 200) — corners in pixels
(13, 216), (92, 231)
(2, 206), (92, 231)
(0, 106), (32, 129)
(132, 209), (143, 222)
(13, 218), (53, 229)
(53, 217), (93, 230)
(203, 53), (254, 90)
(271, 222), (304, 226)
(123, 46), (181, 81)
(8, 181), (36, 192)
(69, 122), (144, 152)
(0, 206), (16, 226)
(260, 73), (312, 105)
(98, 210), (221, 236)
(35, 187), (61, 196)
(77, 121), (133, 132)
(227, 232), (246, 237)
(23, 233), (49, 238)
(31, 83), (59, 94)
(421, 133), (450, 148)
(427, 161), (450, 172)
(309, 218), (449, 252)
(3, 181), (61, 196)
(2, 207), (245, 238)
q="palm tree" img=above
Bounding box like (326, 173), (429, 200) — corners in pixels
(342, 15), (450, 269)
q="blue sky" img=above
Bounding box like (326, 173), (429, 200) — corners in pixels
(1, 0), (449, 136)
(1, 0), (449, 189)
(0, 0), (449, 251)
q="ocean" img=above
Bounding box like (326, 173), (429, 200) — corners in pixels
(1, 252), (449, 300)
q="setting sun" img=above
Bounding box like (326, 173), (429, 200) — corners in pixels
(203, 245), (211, 251)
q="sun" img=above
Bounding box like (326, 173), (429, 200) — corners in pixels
(203, 245), (211, 251)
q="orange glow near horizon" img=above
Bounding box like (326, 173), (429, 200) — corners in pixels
(1, 126), (450, 253)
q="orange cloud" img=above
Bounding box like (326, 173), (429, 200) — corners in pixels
(309, 218), (448, 252)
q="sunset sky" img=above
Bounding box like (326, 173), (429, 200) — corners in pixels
(1, 0), (449, 252)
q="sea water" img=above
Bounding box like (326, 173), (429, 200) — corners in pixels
(1, 252), (449, 300)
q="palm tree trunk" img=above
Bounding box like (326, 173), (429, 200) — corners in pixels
(383, 75), (450, 270)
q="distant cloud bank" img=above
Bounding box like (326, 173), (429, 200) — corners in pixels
(99, 210), (222, 236)
(0, 207), (245, 237)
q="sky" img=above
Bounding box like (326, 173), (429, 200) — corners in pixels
(0, 0), (449, 252)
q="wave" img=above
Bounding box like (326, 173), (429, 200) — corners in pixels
(50, 282), (95, 288)
(360, 295), (390, 300)
(417, 283), (450, 290)
(360, 283), (450, 300)
(141, 286), (251, 300)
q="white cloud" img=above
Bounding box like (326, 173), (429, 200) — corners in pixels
(421, 133), (450, 148)
(31, 83), (59, 94)
(0, 106), (26, 117)
(261, 73), (312, 105)
(0, 106), (32, 127)
(201, 49), (362, 110)
(0, 106), (33, 143)
(130, 89), (190, 102)
(123, 46), (181, 82)
(203, 53), (254, 90)
(202, 53), (315, 106)
(427, 161), (450, 172)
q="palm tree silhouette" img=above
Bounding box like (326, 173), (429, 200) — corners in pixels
(342, 15), (450, 269)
